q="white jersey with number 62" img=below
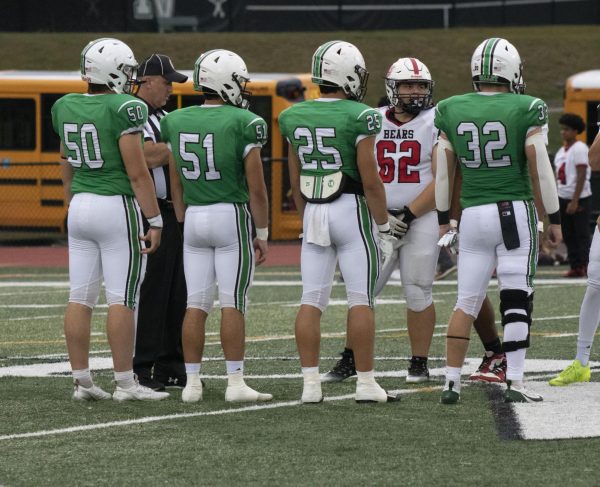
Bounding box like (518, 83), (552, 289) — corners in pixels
(375, 106), (437, 209)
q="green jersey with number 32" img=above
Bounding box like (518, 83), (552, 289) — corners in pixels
(278, 99), (382, 182)
(434, 92), (548, 208)
(51, 93), (148, 196)
(161, 105), (267, 205)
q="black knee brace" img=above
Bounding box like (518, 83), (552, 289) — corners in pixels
(499, 289), (532, 352)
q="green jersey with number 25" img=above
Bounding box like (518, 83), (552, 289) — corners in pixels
(51, 93), (148, 196)
(161, 104), (267, 206)
(434, 92), (548, 209)
(278, 99), (382, 182)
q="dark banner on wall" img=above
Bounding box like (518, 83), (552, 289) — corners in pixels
(1, 0), (598, 33)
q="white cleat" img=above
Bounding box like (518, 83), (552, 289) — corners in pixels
(301, 381), (323, 404)
(181, 375), (203, 403)
(113, 382), (170, 402)
(355, 381), (399, 403)
(72, 381), (112, 401)
(225, 383), (273, 403)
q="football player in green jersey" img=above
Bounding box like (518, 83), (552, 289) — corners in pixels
(279, 40), (398, 404)
(52, 38), (168, 402)
(434, 37), (562, 404)
(163, 49), (272, 403)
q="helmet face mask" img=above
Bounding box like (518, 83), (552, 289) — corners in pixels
(385, 58), (434, 115)
(193, 49), (251, 109)
(311, 41), (369, 102)
(80, 38), (138, 94)
(471, 38), (525, 94)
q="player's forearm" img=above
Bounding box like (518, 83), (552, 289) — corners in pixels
(130, 173), (161, 219)
(60, 160), (73, 205)
(168, 156), (185, 222)
(408, 180), (436, 217)
(589, 133), (600, 171)
(525, 132), (560, 222)
(364, 181), (389, 226)
(249, 186), (269, 229)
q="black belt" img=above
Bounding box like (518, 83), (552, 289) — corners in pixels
(158, 199), (174, 211)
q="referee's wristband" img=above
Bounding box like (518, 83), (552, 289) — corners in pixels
(147, 214), (163, 229)
(256, 227), (268, 241)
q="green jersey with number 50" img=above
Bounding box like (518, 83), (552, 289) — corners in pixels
(51, 93), (148, 196)
(434, 92), (548, 208)
(278, 99), (382, 182)
(161, 105), (267, 205)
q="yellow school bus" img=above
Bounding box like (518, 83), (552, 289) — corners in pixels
(563, 70), (600, 146)
(0, 71), (316, 240)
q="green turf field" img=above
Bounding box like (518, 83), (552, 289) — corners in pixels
(1, 25), (599, 151)
(0, 264), (598, 486)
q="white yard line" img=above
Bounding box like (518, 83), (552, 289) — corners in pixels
(0, 387), (428, 442)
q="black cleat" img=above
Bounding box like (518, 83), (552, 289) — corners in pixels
(321, 348), (357, 383)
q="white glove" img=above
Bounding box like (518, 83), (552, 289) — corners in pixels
(437, 229), (458, 254)
(388, 212), (409, 238)
(379, 230), (398, 269)
(388, 207), (417, 239)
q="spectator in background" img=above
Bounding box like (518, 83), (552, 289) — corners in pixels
(555, 113), (592, 277)
(133, 54), (190, 391)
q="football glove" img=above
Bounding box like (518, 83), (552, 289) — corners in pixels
(378, 229), (398, 270)
(388, 206), (417, 238)
(437, 229), (458, 254)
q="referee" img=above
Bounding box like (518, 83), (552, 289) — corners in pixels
(134, 54), (188, 390)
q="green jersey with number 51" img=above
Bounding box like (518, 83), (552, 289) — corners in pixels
(434, 92), (548, 208)
(161, 104), (267, 205)
(51, 93), (148, 196)
(278, 99), (382, 182)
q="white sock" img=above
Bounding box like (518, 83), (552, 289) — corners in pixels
(185, 363), (201, 375)
(72, 368), (93, 388)
(302, 367), (319, 382)
(356, 370), (376, 384)
(445, 366), (462, 392)
(226, 360), (244, 374)
(504, 321), (528, 382)
(576, 285), (600, 366)
(114, 370), (135, 389)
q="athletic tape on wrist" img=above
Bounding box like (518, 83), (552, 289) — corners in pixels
(256, 227), (268, 240)
(147, 214), (163, 229)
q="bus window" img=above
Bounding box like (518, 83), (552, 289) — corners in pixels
(0, 98), (35, 150)
(41, 94), (65, 152)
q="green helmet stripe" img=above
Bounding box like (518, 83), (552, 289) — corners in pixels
(481, 37), (500, 77)
(312, 40), (338, 79)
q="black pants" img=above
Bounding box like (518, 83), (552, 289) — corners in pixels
(559, 196), (592, 269)
(134, 201), (186, 378)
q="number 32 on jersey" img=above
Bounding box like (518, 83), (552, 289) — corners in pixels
(376, 140), (421, 184)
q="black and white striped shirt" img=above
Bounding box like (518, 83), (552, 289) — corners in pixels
(142, 106), (170, 201)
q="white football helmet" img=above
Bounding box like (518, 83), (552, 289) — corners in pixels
(80, 38), (138, 94)
(471, 37), (524, 94)
(385, 57), (434, 114)
(311, 40), (368, 102)
(193, 49), (250, 109)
